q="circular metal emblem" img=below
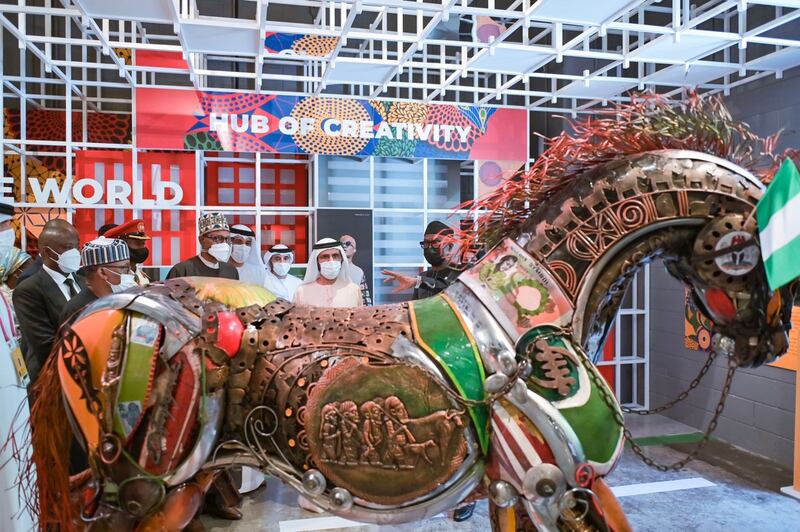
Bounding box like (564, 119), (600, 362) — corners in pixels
(305, 358), (471, 506)
(713, 230), (759, 276)
(693, 214), (760, 290)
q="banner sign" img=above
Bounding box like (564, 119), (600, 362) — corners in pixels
(136, 88), (527, 161)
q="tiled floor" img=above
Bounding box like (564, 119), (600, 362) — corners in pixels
(202, 415), (800, 531)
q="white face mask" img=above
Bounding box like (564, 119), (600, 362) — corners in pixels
(272, 261), (291, 277)
(50, 247), (81, 274)
(319, 260), (342, 280)
(231, 244), (251, 264)
(0, 228), (15, 254)
(105, 270), (137, 293)
(208, 242), (231, 263)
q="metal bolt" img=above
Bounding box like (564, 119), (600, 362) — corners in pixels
(302, 469), (326, 496)
(496, 352), (518, 376)
(330, 487), (353, 511)
(488, 480), (519, 508)
(509, 379), (529, 404)
(484, 373), (509, 394)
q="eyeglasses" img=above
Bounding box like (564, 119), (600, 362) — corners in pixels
(341, 241), (355, 249)
(203, 235), (231, 244)
(419, 240), (441, 249)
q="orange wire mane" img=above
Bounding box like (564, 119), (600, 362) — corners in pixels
(453, 91), (796, 252)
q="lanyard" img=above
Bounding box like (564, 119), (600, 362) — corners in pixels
(0, 290), (15, 343)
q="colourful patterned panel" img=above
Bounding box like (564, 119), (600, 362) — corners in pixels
(518, 326), (623, 475)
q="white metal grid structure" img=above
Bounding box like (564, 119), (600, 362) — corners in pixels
(599, 264), (651, 409)
(0, 0), (799, 116)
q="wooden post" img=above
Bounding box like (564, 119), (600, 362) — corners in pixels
(780, 307), (800, 499)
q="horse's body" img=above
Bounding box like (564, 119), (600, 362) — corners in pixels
(27, 150), (794, 531)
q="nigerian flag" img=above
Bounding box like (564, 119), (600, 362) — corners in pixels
(756, 158), (800, 290)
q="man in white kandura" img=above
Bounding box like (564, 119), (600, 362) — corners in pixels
(294, 238), (362, 308)
(228, 224), (266, 285)
(262, 244), (303, 302)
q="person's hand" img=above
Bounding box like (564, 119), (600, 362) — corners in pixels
(381, 269), (417, 294)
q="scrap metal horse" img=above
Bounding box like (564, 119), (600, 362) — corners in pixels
(21, 109), (796, 532)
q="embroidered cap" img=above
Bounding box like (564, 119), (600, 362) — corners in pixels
(81, 237), (130, 267)
(198, 212), (229, 236)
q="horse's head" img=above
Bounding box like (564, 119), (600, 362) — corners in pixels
(666, 212), (795, 367)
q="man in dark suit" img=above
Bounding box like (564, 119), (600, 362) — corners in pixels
(13, 219), (85, 385)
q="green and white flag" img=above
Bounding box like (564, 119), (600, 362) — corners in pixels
(756, 158), (800, 290)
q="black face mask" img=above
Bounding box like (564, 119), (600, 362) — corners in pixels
(424, 247), (445, 267)
(129, 247), (150, 265)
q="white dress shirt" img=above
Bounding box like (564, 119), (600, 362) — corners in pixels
(42, 263), (81, 300)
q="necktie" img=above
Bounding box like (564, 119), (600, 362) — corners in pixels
(64, 277), (77, 299)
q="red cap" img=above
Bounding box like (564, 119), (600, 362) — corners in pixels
(103, 219), (150, 240)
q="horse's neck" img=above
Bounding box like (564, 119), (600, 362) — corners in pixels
(512, 151), (760, 358)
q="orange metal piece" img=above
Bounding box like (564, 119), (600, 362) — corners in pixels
(58, 308), (125, 451)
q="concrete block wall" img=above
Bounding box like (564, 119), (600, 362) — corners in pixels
(649, 263), (796, 468)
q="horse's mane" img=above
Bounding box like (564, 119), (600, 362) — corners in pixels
(460, 91), (795, 249)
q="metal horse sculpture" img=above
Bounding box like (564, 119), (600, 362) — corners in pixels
(21, 99), (796, 532)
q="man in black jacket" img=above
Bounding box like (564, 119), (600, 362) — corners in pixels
(382, 221), (461, 299)
(13, 219), (85, 384)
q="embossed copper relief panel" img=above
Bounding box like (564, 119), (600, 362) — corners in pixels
(304, 358), (468, 505)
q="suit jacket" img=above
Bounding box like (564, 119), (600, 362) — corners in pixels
(58, 288), (98, 327)
(13, 267), (86, 384)
(17, 255), (42, 283)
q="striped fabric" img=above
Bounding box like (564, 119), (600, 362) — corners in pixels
(81, 237), (130, 267)
(489, 399), (555, 492)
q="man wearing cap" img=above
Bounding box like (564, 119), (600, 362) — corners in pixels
(59, 237), (134, 325)
(263, 244), (303, 301)
(102, 219), (151, 286)
(166, 213), (238, 280)
(295, 238), (362, 308)
(228, 224), (266, 285)
(13, 218), (85, 384)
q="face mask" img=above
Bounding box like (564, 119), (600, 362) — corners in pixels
(105, 270), (137, 293)
(0, 228), (15, 254)
(319, 260), (342, 280)
(129, 247), (149, 265)
(272, 261), (291, 277)
(424, 247), (445, 267)
(208, 243), (231, 263)
(50, 247), (82, 274)
(231, 244), (251, 264)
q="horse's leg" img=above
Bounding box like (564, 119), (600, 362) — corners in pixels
(134, 471), (213, 532)
(592, 479), (631, 532)
(489, 500), (536, 532)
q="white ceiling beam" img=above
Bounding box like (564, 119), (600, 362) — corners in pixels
(69, 4), (135, 87)
(0, 13), (100, 112)
(315, 1), (360, 95)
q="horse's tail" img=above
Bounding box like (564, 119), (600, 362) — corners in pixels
(26, 354), (79, 530)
